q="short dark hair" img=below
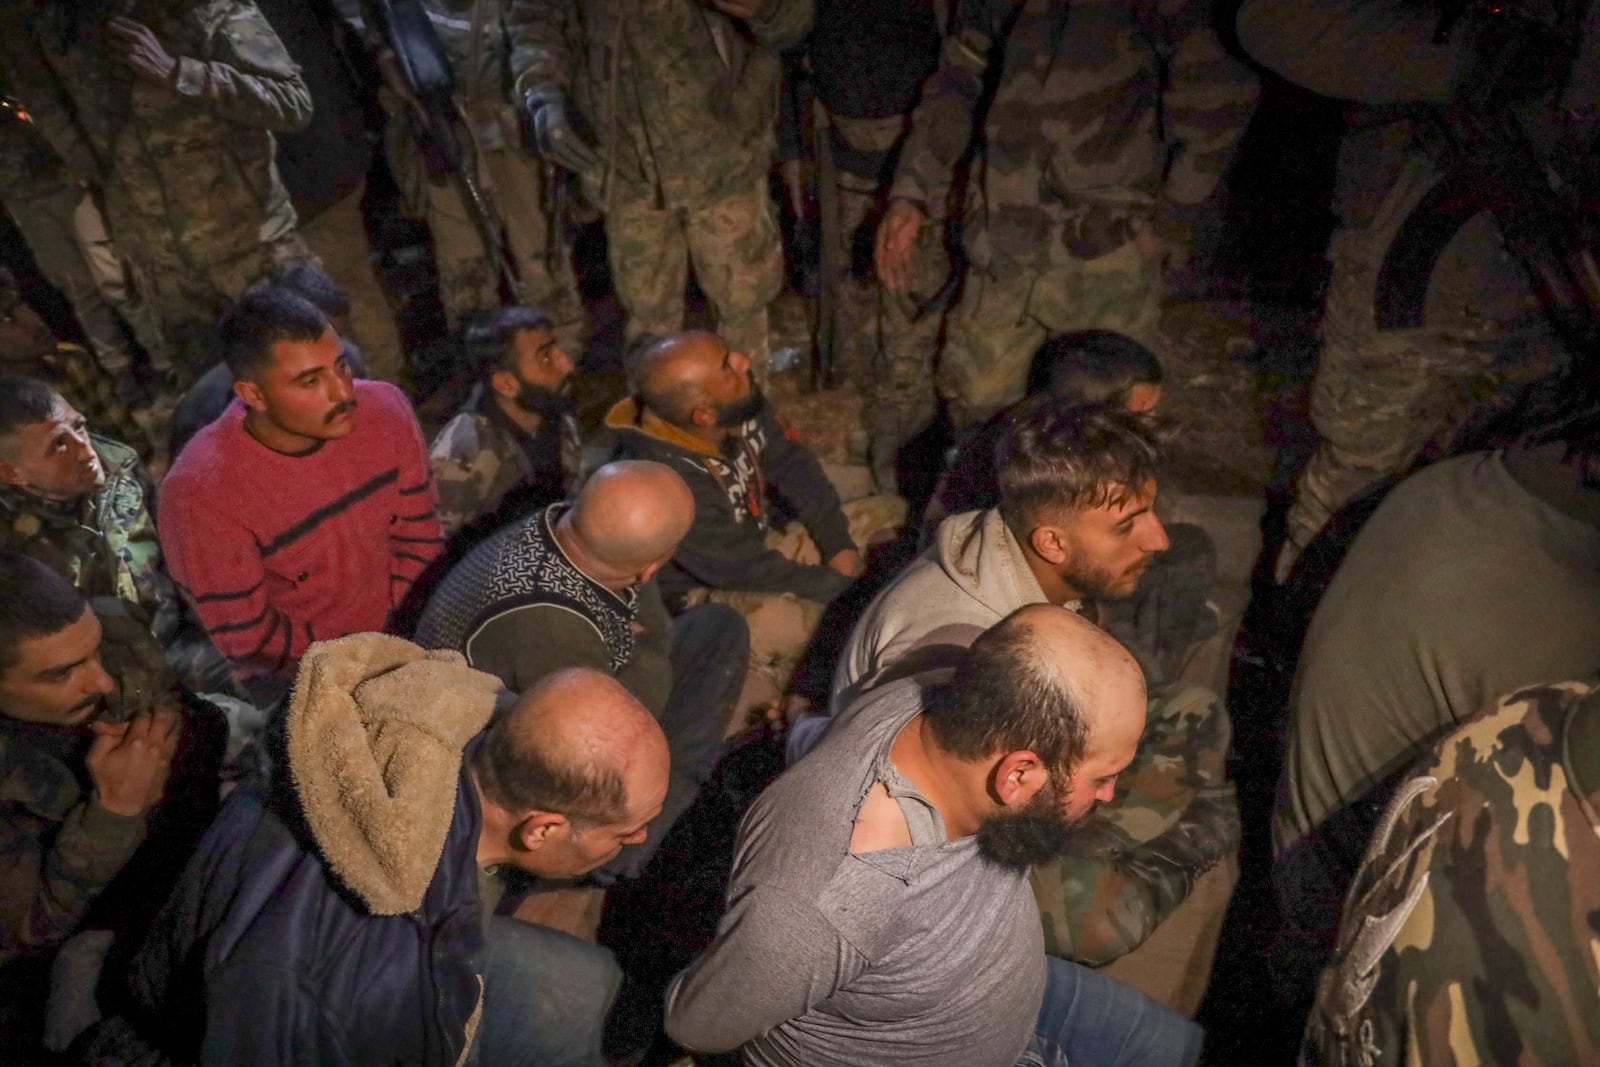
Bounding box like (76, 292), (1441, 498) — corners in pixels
(462, 305), (555, 383)
(0, 552), (87, 674)
(923, 611), (1089, 775)
(261, 263), (351, 321)
(219, 287), (329, 380)
(1028, 330), (1162, 404)
(996, 401), (1163, 535)
(472, 709), (627, 827)
(0, 377), (60, 440)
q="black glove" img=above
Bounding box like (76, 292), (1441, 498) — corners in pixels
(523, 89), (601, 175)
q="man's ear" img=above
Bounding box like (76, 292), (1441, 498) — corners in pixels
(1028, 523), (1070, 566)
(0, 454), (23, 488)
(991, 750), (1049, 808)
(488, 367), (520, 402)
(514, 810), (568, 853)
(688, 403), (717, 429)
(233, 376), (267, 413)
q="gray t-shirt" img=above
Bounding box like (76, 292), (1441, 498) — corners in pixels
(665, 676), (1045, 1066)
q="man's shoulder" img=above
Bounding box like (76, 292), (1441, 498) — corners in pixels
(163, 414), (246, 498)
(355, 379), (421, 427)
(431, 410), (497, 459)
(0, 729), (81, 823)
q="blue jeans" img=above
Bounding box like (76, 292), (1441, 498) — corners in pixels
(1018, 957), (1204, 1067)
(472, 916), (623, 1067)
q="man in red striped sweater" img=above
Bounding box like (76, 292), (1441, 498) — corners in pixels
(158, 288), (444, 689)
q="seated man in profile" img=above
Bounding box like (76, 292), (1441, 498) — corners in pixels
(667, 606), (1202, 1067)
(431, 305), (583, 540)
(418, 460), (747, 877)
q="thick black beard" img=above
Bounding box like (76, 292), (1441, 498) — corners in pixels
(515, 382), (576, 419)
(975, 788), (1083, 871)
(715, 387), (765, 428)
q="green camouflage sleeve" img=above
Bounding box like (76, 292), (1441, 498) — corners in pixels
(889, 0), (1002, 212)
(1034, 680), (1238, 963)
(508, 0), (578, 101)
(1149, 0), (1260, 249)
(1303, 679), (1600, 1067)
(429, 413), (506, 538)
(170, 0), (313, 133)
(745, 0), (815, 52)
(0, 743), (148, 960)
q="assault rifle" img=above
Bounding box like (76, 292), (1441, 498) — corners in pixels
(366, 0), (522, 303)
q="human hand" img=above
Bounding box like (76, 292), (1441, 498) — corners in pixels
(105, 17), (179, 87)
(749, 691), (810, 728)
(523, 90), (601, 175)
(874, 199), (927, 294)
(87, 704), (181, 817)
(707, 0), (771, 18)
(1132, 223), (1168, 265)
(827, 548), (863, 578)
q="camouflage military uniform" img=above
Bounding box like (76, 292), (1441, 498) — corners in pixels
(1237, 0), (1576, 574)
(1304, 678), (1600, 1067)
(509, 0), (813, 374)
(8, 0), (314, 378)
(429, 388), (581, 537)
(378, 0), (584, 338)
(893, 0), (1259, 426)
(0, 435), (176, 640)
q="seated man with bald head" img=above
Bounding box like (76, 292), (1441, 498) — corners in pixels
(82, 638), (670, 1067)
(666, 605), (1202, 1066)
(417, 460), (748, 876)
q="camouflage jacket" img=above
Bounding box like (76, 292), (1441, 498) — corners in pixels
(893, 0), (1258, 277)
(508, 0), (814, 208)
(0, 435), (178, 640)
(1304, 678), (1600, 1067)
(8, 0), (309, 267)
(429, 389), (581, 538)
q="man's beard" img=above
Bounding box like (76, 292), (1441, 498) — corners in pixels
(714, 386), (764, 428)
(515, 381), (576, 418)
(975, 779), (1085, 871)
(1061, 546), (1147, 603)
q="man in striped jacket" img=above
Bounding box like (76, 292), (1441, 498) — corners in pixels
(159, 288), (444, 692)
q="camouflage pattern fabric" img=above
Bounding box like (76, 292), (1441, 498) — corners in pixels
(891, 0), (1258, 425)
(0, 434), (176, 637)
(606, 178), (785, 375)
(1303, 678), (1600, 1067)
(508, 0), (814, 372)
(1032, 679), (1238, 964)
(429, 404), (580, 537)
(7, 0), (312, 376)
(35, 344), (162, 462)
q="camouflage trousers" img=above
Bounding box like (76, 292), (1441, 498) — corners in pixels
(939, 241), (1163, 427)
(388, 109), (584, 346)
(687, 494), (907, 720)
(826, 115), (944, 474)
(1280, 157), (1545, 574)
(296, 185), (406, 384)
(5, 184), (165, 373)
(608, 178), (785, 379)
(1031, 680), (1238, 1003)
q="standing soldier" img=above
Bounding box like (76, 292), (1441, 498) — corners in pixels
(4, 0), (316, 386)
(510, 0), (814, 377)
(876, 0), (1259, 430)
(367, 0), (586, 344)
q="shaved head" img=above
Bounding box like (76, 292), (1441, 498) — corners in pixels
(567, 461), (694, 573)
(631, 330), (761, 430)
(475, 667), (669, 826)
(1006, 603), (1144, 741)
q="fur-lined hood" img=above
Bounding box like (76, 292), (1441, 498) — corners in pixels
(285, 633), (502, 916)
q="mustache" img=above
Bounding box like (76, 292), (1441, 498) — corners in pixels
(326, 398), (358, 424)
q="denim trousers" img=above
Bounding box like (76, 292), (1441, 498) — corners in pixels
(1019, 956), (1204, 1067)
(472, 915), (624, 1067)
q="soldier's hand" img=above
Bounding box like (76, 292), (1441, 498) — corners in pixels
(827, 548), (864, 579)
(707, 0), (771, 18)
(105, 17), (180, 88)
(87, 705), (181, 818)
(875, 198), (928, 294)
(523, 90), (601, 175)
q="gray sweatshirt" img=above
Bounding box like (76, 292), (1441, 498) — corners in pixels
(664, 676), (1045, 1066)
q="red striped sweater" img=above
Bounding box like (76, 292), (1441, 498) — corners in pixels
(159, 380), (445, 680)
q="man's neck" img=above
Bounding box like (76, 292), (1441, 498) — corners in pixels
(242, 411), (323, 456)
(552, 512), (634, 593)
(1022, 548), (1083, 608)
(490, 391), (547, 438)
(887, 715), (990, 840)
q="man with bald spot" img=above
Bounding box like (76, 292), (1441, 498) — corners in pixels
(417, 460), (748, 876)
(667, 605), (1202, 1066)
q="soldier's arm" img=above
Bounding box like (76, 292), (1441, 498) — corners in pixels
(0, 785), (148, 957)
(428, 416), (498, 540)
(888, 0), (1002, 213)
(170, 0), (313, 133)
(508, 0), (577, 101)
(1237, 0), (1472, 105)
(1149, 0), (1260, 251)
(0, 23), (100, 180)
